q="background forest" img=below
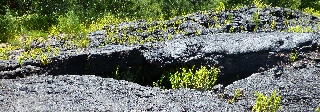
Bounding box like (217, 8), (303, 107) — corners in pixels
(0, 0), (319, 43)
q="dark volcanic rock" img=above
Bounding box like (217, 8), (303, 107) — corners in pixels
(0, 75), (246, 111)
(1, 32), (319, 111)
(223, 58), (320, 112)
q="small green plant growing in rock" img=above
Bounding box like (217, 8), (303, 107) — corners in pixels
(53, 47), (60, 56)
(229, 26), (235, 33)
(111, 65), (138, 82)
(17, 55), (26, 66)
(40, 53), (49, 65)
(169, 65), (219, 90)
(289, 48), (298, 62)
(153, 75), (166, 89)
(271, 19), (276, 29)
(253, 11), (260, 32)
(167, 34), (173, 40)
(288, 25), (305, 33)
(284, 19), (289, 26)
(113, 65), (121, 80)
(253, 0), (265, 9)
(228, 88), (243, 103)
(303, 7), (320, 17)
(252, 90), (281, 112)
(0, 44), (15, 60)
(195, 29), (201, 36)
(215, 2), (225, 13)
(77, 37), (90, 48)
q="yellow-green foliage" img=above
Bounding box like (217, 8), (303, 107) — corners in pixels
(229, 26), (235, 33)
(252, 0), (272, 10)
(289, 48), (298, 62)
(48, 11), (91, 48)
(169, 65), (219, 90)
(56, 11), (82, 35)
(253, 11), (261, 32)
(288, 26), (314, 33)
(303, 7), (320, 17)
(215, 2), (226, 13)
(153, 75), (166, 89)
(77, 37), (90, 48)
(271, 19), (276, 29)
(14, 43), (60, 65)
(253, 0), (265, 9)
(253, 11), (260, 26)
(0, 44), (15, 60)
(53, 47), (60, 56)
(195, 29), (202, 35)
(40, 53), (49, 65)
(88, 14), (122, 32)
(252, 90), (281, 112)
(228, 89), (243, 103)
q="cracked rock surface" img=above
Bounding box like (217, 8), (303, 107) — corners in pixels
(0, 5), (320, 111)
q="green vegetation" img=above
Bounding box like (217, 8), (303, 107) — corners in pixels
(153, 65), (219, 90)
(111, 65), (138, 82)
(252, 90), (282, 112)
(253, 11), (261, 32)
(110, 65), (151, 83)
(228, 89), (243, 103)
(288, 25), (315, 33)
(271, 19), (276, 29)
(0, 0), (319, 65)
(316, 107), (320, 112)
(289, 48), (298, 62)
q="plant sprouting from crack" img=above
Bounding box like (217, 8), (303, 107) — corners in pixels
(215, 2), (225, 13)
(112, 65), (138, 82)
(171, 65), (219, 90)
(253, 11), (260, 32)
(40, 53), (49, 65)
(289, 48), (298, 62)
(271, 19), (276, 29)
(153, 75), (166, 89)
(252, 90), (281, 112)
(228, 88), (243, 104)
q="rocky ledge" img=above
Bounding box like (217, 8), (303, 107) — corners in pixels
(0, 5), (320, 111)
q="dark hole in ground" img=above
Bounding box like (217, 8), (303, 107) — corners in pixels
(88, 64), (258, 89)
(44, 49), (293, 90)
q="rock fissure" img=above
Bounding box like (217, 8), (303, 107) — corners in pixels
(0, 5), (320, 111)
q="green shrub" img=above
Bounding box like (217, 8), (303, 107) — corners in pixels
(0, 44), (15, 60)
(52, 10), (91, 48)
(56, 11), (81, 35)
(299, 0), (320, 11)
(111, 65), (138, 82)
(168, 65), (219, 90)
(225, 0), (318, 10)
(0, 9), (18, 43)
(252, 90), (281, 112)
(20, 13), (53, 31)
(303, 7), (320, 17)
(228, 89), (243, 103)
(289, 48), (298, 62)
(215, 2), (226, 13)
